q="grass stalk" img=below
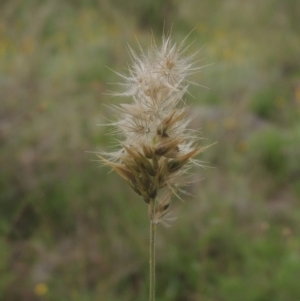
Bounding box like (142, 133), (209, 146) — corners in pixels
(149, 217), (156, 301)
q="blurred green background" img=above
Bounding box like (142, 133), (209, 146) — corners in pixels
(1, 0), (300, 300)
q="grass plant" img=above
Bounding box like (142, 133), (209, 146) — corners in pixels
(98, 34), (208, 300)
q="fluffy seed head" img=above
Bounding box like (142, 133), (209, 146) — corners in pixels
(99, 34), (207, 224)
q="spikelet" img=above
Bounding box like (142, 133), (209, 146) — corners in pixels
(99, 34), (207, 224)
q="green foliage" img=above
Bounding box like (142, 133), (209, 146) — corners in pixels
(249, 127), (286, 176)
(0, 241), (14, 299)
(250, 89), (280, 120)
(248, 125), (300, 195)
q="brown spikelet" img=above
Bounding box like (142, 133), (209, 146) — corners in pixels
(167, 147), (202, 173)
(154, 137), (183, 157)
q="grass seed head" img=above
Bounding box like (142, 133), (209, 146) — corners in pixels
(99, 34), (208, 225)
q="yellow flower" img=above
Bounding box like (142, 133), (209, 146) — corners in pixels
(34, 283), (48, 296)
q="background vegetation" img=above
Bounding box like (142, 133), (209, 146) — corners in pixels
(1, 0), (300, 300)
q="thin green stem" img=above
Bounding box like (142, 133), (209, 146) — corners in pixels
(149, 201), (157, 301)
